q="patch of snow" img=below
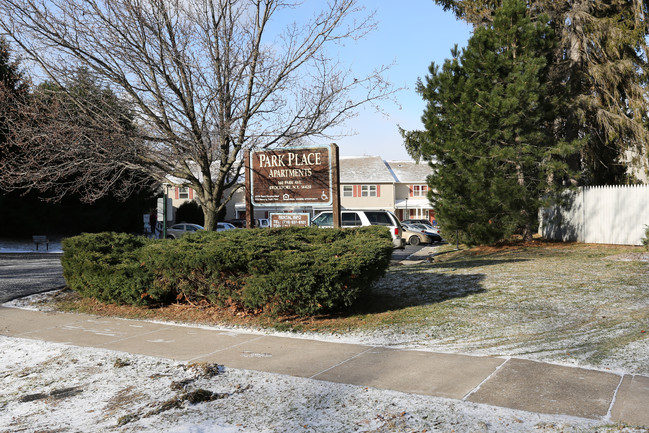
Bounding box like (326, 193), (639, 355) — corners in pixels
(0, 336), (626, 433)
(0, 239), (63, 253)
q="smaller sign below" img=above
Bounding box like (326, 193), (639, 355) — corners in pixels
(270, 213), (311, 228)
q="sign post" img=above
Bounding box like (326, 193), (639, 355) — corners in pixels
(330, 143), (341, 228)
(244, 150), (254, 229)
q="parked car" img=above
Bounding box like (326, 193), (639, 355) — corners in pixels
(312, 209), (405, 249)
(403, 220), (441, 236)
(255, 218), (270, 228)
(166, 223), (204, 239)
(402, 219), (439, 229)
(402, 226), (432, 246)
(217, 222), (237, 232)
(227, 219), (246, 228)
(403, 223), (443, 243)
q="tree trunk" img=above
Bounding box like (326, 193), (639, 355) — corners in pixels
(521, 221), (533, 242)
(202, 201), (218, 232)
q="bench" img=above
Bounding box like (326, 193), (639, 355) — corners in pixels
(32, 235), (49, 251)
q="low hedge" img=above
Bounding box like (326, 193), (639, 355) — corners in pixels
(61, 226), (393, 316)
(62, 232), (154, 306)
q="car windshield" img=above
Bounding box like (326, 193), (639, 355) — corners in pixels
(312, 212), (333, 226)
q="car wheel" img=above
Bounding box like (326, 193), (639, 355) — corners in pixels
(409, 235), (420, 246)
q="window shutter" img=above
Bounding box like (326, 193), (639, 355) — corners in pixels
(189, 189), (194, 199)
(175, 188), (179, 200)
(376, 184), (381, 197)
(409, 185), (413, 197)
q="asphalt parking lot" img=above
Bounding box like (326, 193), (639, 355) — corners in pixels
(0, 253), (65, 303)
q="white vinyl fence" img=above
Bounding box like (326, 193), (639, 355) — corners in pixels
(540, 185), (649, 245)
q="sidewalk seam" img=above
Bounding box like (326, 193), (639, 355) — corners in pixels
(604, 373), (625, 423)
(94, 327), (173, 347)
(461, 357), (510, 401)
(308, 346), (377, 380)
(186, 335), (267, 363)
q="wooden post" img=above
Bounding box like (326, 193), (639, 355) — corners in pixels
(331, 143), (341, 228)
(244, 150), (254, 229)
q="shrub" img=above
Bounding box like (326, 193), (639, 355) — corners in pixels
(643, 225), (649, 250)
(175, 201), (204, 226)
(62, 226), (393, 316)
(61, 232), (155, 305)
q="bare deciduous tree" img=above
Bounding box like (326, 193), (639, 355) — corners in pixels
(0, 0), (395, 229)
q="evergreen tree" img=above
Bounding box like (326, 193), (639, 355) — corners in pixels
(431, 0), (649, 184)
(418, 0), (579, 245)
(2, 67), (153, 202)
(0, 63), (157, 236)
(0, 37), (29, 147)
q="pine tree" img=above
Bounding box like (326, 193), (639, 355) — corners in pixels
(432, 0), (649, 184)
(0, 37), (29, 147)
(418, 0), (578, 244)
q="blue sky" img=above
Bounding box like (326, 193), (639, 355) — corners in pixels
(311, 1), (472, 161)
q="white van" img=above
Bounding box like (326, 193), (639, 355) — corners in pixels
(312, 210), (405, 249)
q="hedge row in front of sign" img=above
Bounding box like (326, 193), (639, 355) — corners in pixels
(61, 226), (393, 316)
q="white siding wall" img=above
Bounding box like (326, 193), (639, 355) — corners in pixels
(541, 185), (649, 245)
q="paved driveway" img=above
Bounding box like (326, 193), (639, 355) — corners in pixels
(0, 253), (65, 304)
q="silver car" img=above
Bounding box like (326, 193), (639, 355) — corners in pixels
(217, 222), (237, 231)
(166, 223), (204, 239)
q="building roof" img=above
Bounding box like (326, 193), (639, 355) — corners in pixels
(385, 160), (433, 183)
(339, 156), (396, 183)
(339, 157), (434, 184)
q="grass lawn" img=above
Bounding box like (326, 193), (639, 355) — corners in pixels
(49, 241), (649, 374)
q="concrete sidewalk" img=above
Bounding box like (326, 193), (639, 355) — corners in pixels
(1, 306), (648, 428)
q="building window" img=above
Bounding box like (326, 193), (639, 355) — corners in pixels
(178, 187), (190, 199)
(361, 185), (377, 197)
(412, 185), (428, 197)
(343, 185), (353, 197)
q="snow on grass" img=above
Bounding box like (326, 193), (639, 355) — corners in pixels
(321, 245), (649, 376)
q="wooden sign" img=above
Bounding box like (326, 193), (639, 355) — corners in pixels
(250, 146), (332, 206)
(270, 213), (311, 228)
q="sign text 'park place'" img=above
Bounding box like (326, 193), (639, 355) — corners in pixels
(250, 147), (332, 206)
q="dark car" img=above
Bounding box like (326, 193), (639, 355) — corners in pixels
(227, 219), (247, 228)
